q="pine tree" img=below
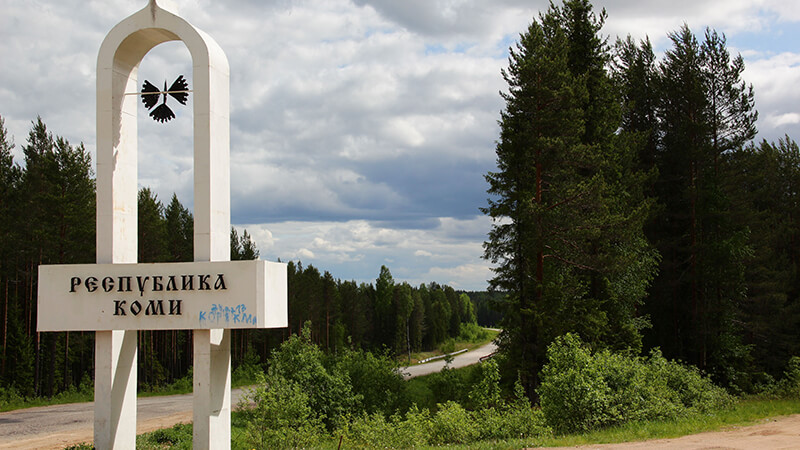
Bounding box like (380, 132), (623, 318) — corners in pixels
(164, 193), (193, 262)
(374, 265), (395, 348)
(726, 137), (800, 379)
(0, 115), (21, 385)
(239, 230), (259, 260)
(18, 117), (95, 395)
(614, 36), (659, 171)
(646, 25), (755, 383)
(138, 188), (167, 263)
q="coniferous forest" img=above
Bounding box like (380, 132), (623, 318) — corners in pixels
(1, 1), (800, 443)
(0, 116), (478, 396)
(484, 0), (800, 400)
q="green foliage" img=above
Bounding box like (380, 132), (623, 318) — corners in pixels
(136, 423), (193, 450)
(338, 406), (432, 448)
(484, 0), (656, 400)
(232, 348), (263, 387)
(231, 227), (260, 260)
(338, 398), (551, 447)
(538, 334), (612, 433)
(138, 188), (167, 262)
(458, 322), (490, 343)
(474, 402), (552, 441)
(785, 356), (800, 397)
(429, 401), (480, 444)
(758, 356), (800, 398)
(0, 387), (24, 411)
(539, 333), (733, 434)
(266, 323), (359, 428)
(468, 358), (502, 409)
(240, 372), (325, 449)
(333, 347), (406, 416)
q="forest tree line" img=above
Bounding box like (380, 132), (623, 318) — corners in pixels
(0, 116), (479, 396)
(484, 0), (800, 399)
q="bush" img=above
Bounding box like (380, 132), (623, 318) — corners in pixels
(538, 334), (612, 433)
(0, 386), (23, 411)
(783, 356), (800, 397)
(539, 333), (733, 434)
(239, 372), (325, 449)
(334, 347), (406, 416)
(267, 324), (359, 429)
(440, 337), (457, 355)
(468, 358), (502, 409)
(458, 322), (490, 343)
(475, 405), (551, 441)
(232, 348), (263, 386)
(338, 407), (430, 448)
(429, 401), (479, 445)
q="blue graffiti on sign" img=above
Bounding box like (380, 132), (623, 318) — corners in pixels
(198, 303), (257, 326)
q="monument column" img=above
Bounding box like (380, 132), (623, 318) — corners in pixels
(94, 1), (233, 448)
(38, 2), (286, 449)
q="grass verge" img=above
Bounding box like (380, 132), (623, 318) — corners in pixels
(123, 397), (800, 450)
(532, 397), (800, 448)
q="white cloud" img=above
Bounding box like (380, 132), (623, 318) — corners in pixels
(422, 263), (493, 290)
(2, 0), (799, 292)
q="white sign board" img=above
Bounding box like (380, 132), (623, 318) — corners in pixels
(38, 260), (287, 331)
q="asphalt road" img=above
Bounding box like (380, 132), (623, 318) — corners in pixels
(0, 342), (497, 449)
(400, 341), (498, 379)
(0, 389), (249, 449)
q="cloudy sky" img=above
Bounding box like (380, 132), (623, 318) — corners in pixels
(1, 0), (799, 290)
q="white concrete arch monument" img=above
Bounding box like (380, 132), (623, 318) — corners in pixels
(36, 1), (287, 449)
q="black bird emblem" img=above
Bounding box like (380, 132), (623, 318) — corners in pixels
(141, 75), (189, 123)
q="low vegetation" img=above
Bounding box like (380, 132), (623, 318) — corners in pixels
(126, 330), (800, 449)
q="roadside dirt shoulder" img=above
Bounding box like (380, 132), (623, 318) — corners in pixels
(541, 413), (800, 450)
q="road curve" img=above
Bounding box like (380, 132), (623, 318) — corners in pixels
(0, 342), (497, 449)
(400, 341), (498, 379)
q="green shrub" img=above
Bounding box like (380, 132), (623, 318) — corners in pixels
(232, 348), (263, 386)
(334, 347), (405, 416)
(239, 372), (325, 449)
(440, 337), (457, 355)
(468, 358), (502, 409)
(784, 356), (800, 396)
(267, 324), (359, 428)
(0, 386), (23, 410)
(646, 350), (733, 413)
(458, 322), (490, 343)
(338, 405), (432, 448)
(429, 401), (479, 444)
(538, 333), (612, 433)
(425, 364), (475, 407)
(539, 333), (733, 434)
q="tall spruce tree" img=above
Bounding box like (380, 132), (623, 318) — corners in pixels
(483, 0), (656, 397)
